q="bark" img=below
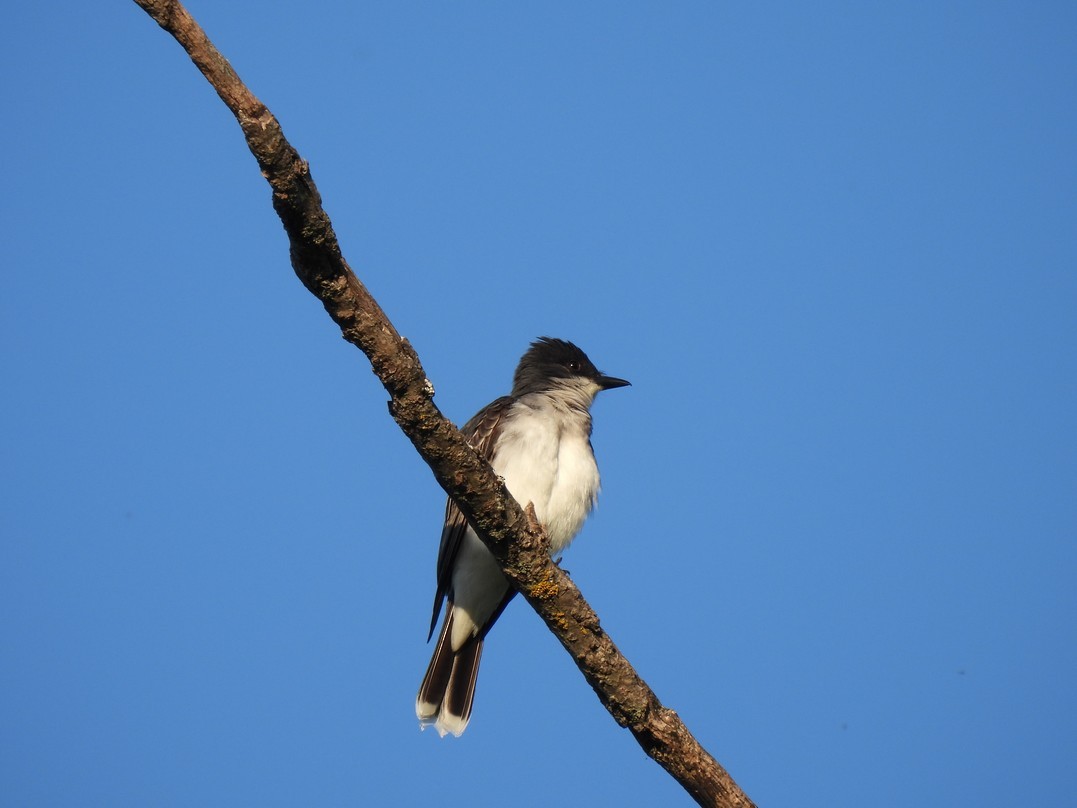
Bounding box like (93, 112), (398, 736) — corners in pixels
(131, 2), (756, 805)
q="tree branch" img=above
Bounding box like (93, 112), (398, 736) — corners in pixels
(131, 2), (755, 805)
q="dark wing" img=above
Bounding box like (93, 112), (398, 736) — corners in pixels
(426, 396), (514, 640)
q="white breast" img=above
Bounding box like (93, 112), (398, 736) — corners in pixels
(449, 398), (601, 649)
(491, 406), (600, 555)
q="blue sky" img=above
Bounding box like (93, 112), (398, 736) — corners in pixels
(3, 2), (1076, 806)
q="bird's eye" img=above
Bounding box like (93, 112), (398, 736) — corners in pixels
(567, 360), (580, 372)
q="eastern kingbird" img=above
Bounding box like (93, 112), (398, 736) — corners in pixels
(415, 337), (630, 737)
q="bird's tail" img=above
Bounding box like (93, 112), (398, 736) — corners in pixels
(415, 606), (483, 737)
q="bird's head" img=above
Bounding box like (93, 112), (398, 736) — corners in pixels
(511, 337), (630, 399)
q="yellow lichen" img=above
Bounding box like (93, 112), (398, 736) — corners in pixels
(529, 573), (559, 600)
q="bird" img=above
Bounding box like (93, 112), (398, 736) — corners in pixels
(415, 337), (630, 737)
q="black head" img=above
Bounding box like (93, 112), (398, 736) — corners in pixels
(511, 337), (630, 397)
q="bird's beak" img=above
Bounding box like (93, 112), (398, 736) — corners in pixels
(597, 375), (631, 391)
